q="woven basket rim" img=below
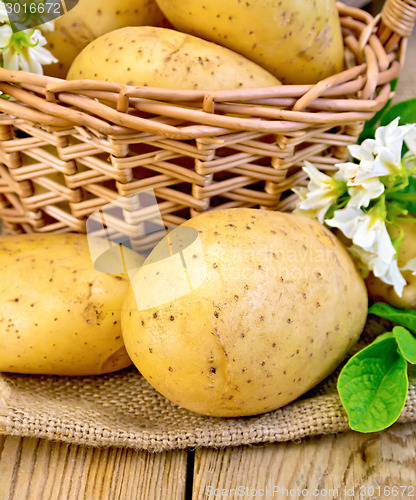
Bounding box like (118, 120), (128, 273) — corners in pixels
(0, 0), (414, 140)
(0, 1), (414, 93)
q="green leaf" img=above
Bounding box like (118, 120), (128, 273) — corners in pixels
(390, 78), (399, 93)
(368, 302), (416, 335)
(393, 326), (416, 364)
(392, 176), (416, 216)
(337, 337), (408, 432)
(380, 98), (416, 127)
(372, 331), (395, 344)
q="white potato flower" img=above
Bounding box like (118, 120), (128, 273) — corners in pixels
(294, 162), (346, 223)
(351, 213), (395, 259)
(403, 127), (416, 172)
(372, 117), (414, 161)
(0, 0), (9, 23)
(0, 24), (57, 74)
(346, 178), (385, 209)
(0, 22), (13, 48)
(348, 244), (407, 297)
(334, 161), (385, 209)
(295, 118), (416, 297)
(327, 206), (410, 295)
(326, 206), (396, 262)
(400, 257), (416, 276)
(346, 119), (415, 181)
(334, 151), (384, 211)
(333, 119), (416, 209)
(325, 206), (362, 240)
(405, 126), (416, 156)
(292, 186), (319, 219)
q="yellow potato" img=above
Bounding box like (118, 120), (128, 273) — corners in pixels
(366, 219), (416, 309)
(121, 208), (367, 417)
(43, 0), (165, 78)
(155, 0), (344, 84)
(0, 233), (143, 375)
(67, 26), (281, 90)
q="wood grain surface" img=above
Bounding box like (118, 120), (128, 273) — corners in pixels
(0, 436), (187, 500)
(192, 422), (416, 499)
(1, 423), (416, 499)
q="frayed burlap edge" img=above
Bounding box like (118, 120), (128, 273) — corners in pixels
(0, 376), (11, 433)
(1, 318), (415, 452)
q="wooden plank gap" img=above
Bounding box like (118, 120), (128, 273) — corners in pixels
(185, 448), (195, 500)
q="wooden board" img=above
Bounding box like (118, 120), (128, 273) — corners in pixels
(192, 422), (416, 500)
(0, 436), (187, 500)
(1, 423), (416, 499)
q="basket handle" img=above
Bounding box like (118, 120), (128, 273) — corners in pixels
(379, 0), (416, 48)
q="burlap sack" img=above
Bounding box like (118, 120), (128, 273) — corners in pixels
(1, 317), (416, 452)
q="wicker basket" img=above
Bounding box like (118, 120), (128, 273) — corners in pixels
(0, 0), (415, 242)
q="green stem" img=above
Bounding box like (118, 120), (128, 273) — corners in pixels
(9, 20), (19, 33)
(392, 216), (416, 223)
(388, 193), (416, 201)
(385, 179), (410, 195)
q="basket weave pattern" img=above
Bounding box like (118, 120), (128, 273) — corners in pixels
(0, 1), (415, 238)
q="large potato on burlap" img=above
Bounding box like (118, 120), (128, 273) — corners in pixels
(0, 234), (143, 375)
(121, 208), (367, 417)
